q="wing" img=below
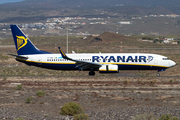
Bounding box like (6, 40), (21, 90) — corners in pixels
(58, 47), (102, 70)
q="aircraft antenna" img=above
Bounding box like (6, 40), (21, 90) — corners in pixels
(67, 26), (68, 53)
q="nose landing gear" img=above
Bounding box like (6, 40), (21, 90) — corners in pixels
(157, 69), (165, 77)
(157, 72), (160, 77)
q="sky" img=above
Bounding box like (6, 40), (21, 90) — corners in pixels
(0, 0), (24, 4)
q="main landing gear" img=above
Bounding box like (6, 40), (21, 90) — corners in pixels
(89, 71), (95, 76)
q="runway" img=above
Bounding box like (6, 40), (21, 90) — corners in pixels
(1, 75), (180, 91)
(0, 74), (180, 77)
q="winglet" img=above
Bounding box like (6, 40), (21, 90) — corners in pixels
(58, 47), (68, 59)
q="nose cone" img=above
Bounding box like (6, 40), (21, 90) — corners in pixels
(169, 60), (176, 67)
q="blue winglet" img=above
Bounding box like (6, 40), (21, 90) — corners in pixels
(58, 47), (68, 59)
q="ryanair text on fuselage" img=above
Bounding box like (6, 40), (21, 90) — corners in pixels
(92, 56), (153, 63)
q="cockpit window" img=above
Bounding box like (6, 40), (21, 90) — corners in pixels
(162, 58), (169, 60)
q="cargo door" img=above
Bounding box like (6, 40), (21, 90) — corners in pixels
(154, 57), (158, 64)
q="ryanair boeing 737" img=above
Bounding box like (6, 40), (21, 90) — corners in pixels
(10, 25), (176, 76)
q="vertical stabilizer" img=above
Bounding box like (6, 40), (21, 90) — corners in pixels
(10, 25), (50, 55)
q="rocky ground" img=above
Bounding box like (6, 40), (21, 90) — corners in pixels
(1, 76), (180, 120)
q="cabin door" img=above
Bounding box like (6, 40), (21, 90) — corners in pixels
(38, 57), (42, 65)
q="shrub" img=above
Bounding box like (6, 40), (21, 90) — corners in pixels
(158, 114), (179, 120)
(3, 77), (7, 81)
(36, 90), (45, 96)
(14, 84), (22, 90)
(142, 36), (153, 40)
(25, 97), (33, 103)
(60, 102), (84, 116)
(169, 80), (173, 83)
(74, 113), (89, 120)
(133, 113), (157, 120)
(153, 39), (159, 43)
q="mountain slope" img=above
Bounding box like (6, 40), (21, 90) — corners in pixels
(4, 0), (180, 7)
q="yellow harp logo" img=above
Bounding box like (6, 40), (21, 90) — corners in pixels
(16, 36), (28, 51)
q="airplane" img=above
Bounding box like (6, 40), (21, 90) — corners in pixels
(10, 24), (176, 76)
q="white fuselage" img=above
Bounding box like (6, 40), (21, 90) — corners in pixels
(16, 53), (176, 71)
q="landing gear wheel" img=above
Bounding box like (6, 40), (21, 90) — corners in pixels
(89, 71), (95, 76)
(157, 73), (160, 77)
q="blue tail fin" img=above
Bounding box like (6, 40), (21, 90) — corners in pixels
(10, 25), (51, 55)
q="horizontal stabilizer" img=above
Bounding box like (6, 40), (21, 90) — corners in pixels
(8, 54), (28, 59)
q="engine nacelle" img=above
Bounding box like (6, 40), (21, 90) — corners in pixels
(99, 64), (119, 73)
